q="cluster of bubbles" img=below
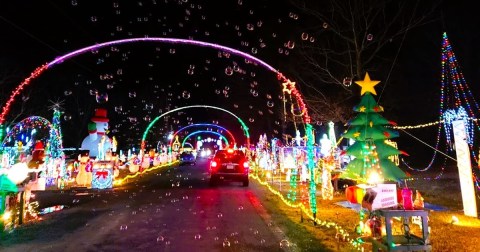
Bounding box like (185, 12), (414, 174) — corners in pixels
(12, 0), (312, 149)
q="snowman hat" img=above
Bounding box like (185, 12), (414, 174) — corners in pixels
(34, 141), (44, 151)
(91, 108), (109, 123)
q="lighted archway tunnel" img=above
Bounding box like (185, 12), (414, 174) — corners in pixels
(180, 130), (229, 148)
(141, 105), (250, 151)
(168, 123), (236, 147)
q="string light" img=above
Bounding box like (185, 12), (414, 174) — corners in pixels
(141, 105), (250, 151)
(168, 123), (236, 147)
(113, 160), (178, 186)
(250, 173), (363, 250)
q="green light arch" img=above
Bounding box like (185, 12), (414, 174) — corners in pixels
(141, 105), (250, 150)
(181, 130), (229, 148)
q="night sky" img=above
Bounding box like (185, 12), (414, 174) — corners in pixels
(0, 0), (479, 162)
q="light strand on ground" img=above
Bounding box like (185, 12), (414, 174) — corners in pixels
(113, 161), (178, 186)
(250, 173), (363, 250)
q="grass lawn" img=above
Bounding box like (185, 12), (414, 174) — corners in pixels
(252, 168), (480, 251)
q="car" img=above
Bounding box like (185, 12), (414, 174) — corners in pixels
(179, 151), (196, 166)
(209, 149), (249, 187)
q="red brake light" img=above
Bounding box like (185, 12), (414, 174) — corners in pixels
(243, 161), (249, 168)
(211, 161), (218, 168)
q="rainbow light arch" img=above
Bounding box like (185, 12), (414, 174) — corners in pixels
(180, 130), (229, 148)
(2, 116), (60, 147)
(142, 105), (249, 150)
(169, 123), (236, 147)
(0, 37), (310, 125)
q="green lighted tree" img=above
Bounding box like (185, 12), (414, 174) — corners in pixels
(340, 73), (407, 183)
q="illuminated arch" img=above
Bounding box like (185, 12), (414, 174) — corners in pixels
(2, 116), (60, 147)
(0, 37), (310, 125)
(169, 123), (236, 147)
(142, 105), (249, 150)
(181, 130), (229, 148)
(0, 37), (317, 216)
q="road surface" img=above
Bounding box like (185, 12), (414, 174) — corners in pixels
(1, 158), (294, 252)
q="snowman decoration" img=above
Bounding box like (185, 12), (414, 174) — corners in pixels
(81, 108), (112, 159)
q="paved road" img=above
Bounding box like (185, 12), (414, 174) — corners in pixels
(1, 159), (292, 252)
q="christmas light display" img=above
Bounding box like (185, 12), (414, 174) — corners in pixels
(180, 131), (229, 148)
(340, 73), (407, 183)
(168, 123), (236, 147)
(2, 116), (55, 147)
(141, 105), (250, 151)
(402, 32), (480, 178)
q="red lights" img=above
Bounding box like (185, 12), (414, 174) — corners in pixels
(210, 160), (218, 168)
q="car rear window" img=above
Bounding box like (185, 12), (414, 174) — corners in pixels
(214, 150), (245, 162)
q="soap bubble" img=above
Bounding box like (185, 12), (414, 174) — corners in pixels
(279, 239), (290, 248)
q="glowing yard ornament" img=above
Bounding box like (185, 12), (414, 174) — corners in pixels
(7, 162), (29, 184)
(319, 134), (332, 157)
(328, 121), (337, 149)
(340, 73), (407, 183)
(451, 118), (477, 217)
(295, 130), (302, 146)
(81, 108), (112, 159)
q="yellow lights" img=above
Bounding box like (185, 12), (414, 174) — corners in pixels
(366, 170), (384, 185)
(391, 120), (442, 129)
(282, 80), (296, 94)
(2, 210), (12, 221)
(113, 161), (178, 186)
(249, 173), (363, 250)
(451, 215), (459, 225)
(266, 172), (272, 179)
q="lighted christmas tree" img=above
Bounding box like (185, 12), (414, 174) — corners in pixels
(340, 73), (407, 184)
(48, 107), (65, 159)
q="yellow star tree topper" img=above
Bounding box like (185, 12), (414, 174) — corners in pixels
(355, 72), (380, 95)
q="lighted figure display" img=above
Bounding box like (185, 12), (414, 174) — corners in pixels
(81, 108), (113, 159)
(75, 154), (92, 187)
(319, 134), (332, 157)
(340, 73), (407, 184)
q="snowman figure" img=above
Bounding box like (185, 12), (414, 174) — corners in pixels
(81, 108), (112, 159)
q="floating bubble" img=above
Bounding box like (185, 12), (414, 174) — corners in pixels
(279, 239), (290, 248)
(64, 90), (72, 96)
(120, 225), (128, 231)
(217, 213), (223, 218)
(286, 41), (295, 49)
(182, 91), (191, 99)
(301, 32), (309, 40)
(343, 77), (352, 87)
(96, 92), (108, 104)
(367, 34), (374, 41)
(128, 92), (137, 98)
(64, 114), (72, 121)
(223, 240), (231, 247)
(225, 66), (233, 76)
(156, 235), (165, 242)
(267, 101), (274, 107)
(194, 234), (201, 240)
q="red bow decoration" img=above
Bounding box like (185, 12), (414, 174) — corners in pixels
(95, 170), (109, 179)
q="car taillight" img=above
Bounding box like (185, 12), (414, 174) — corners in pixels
(211, 161), (217, 167)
